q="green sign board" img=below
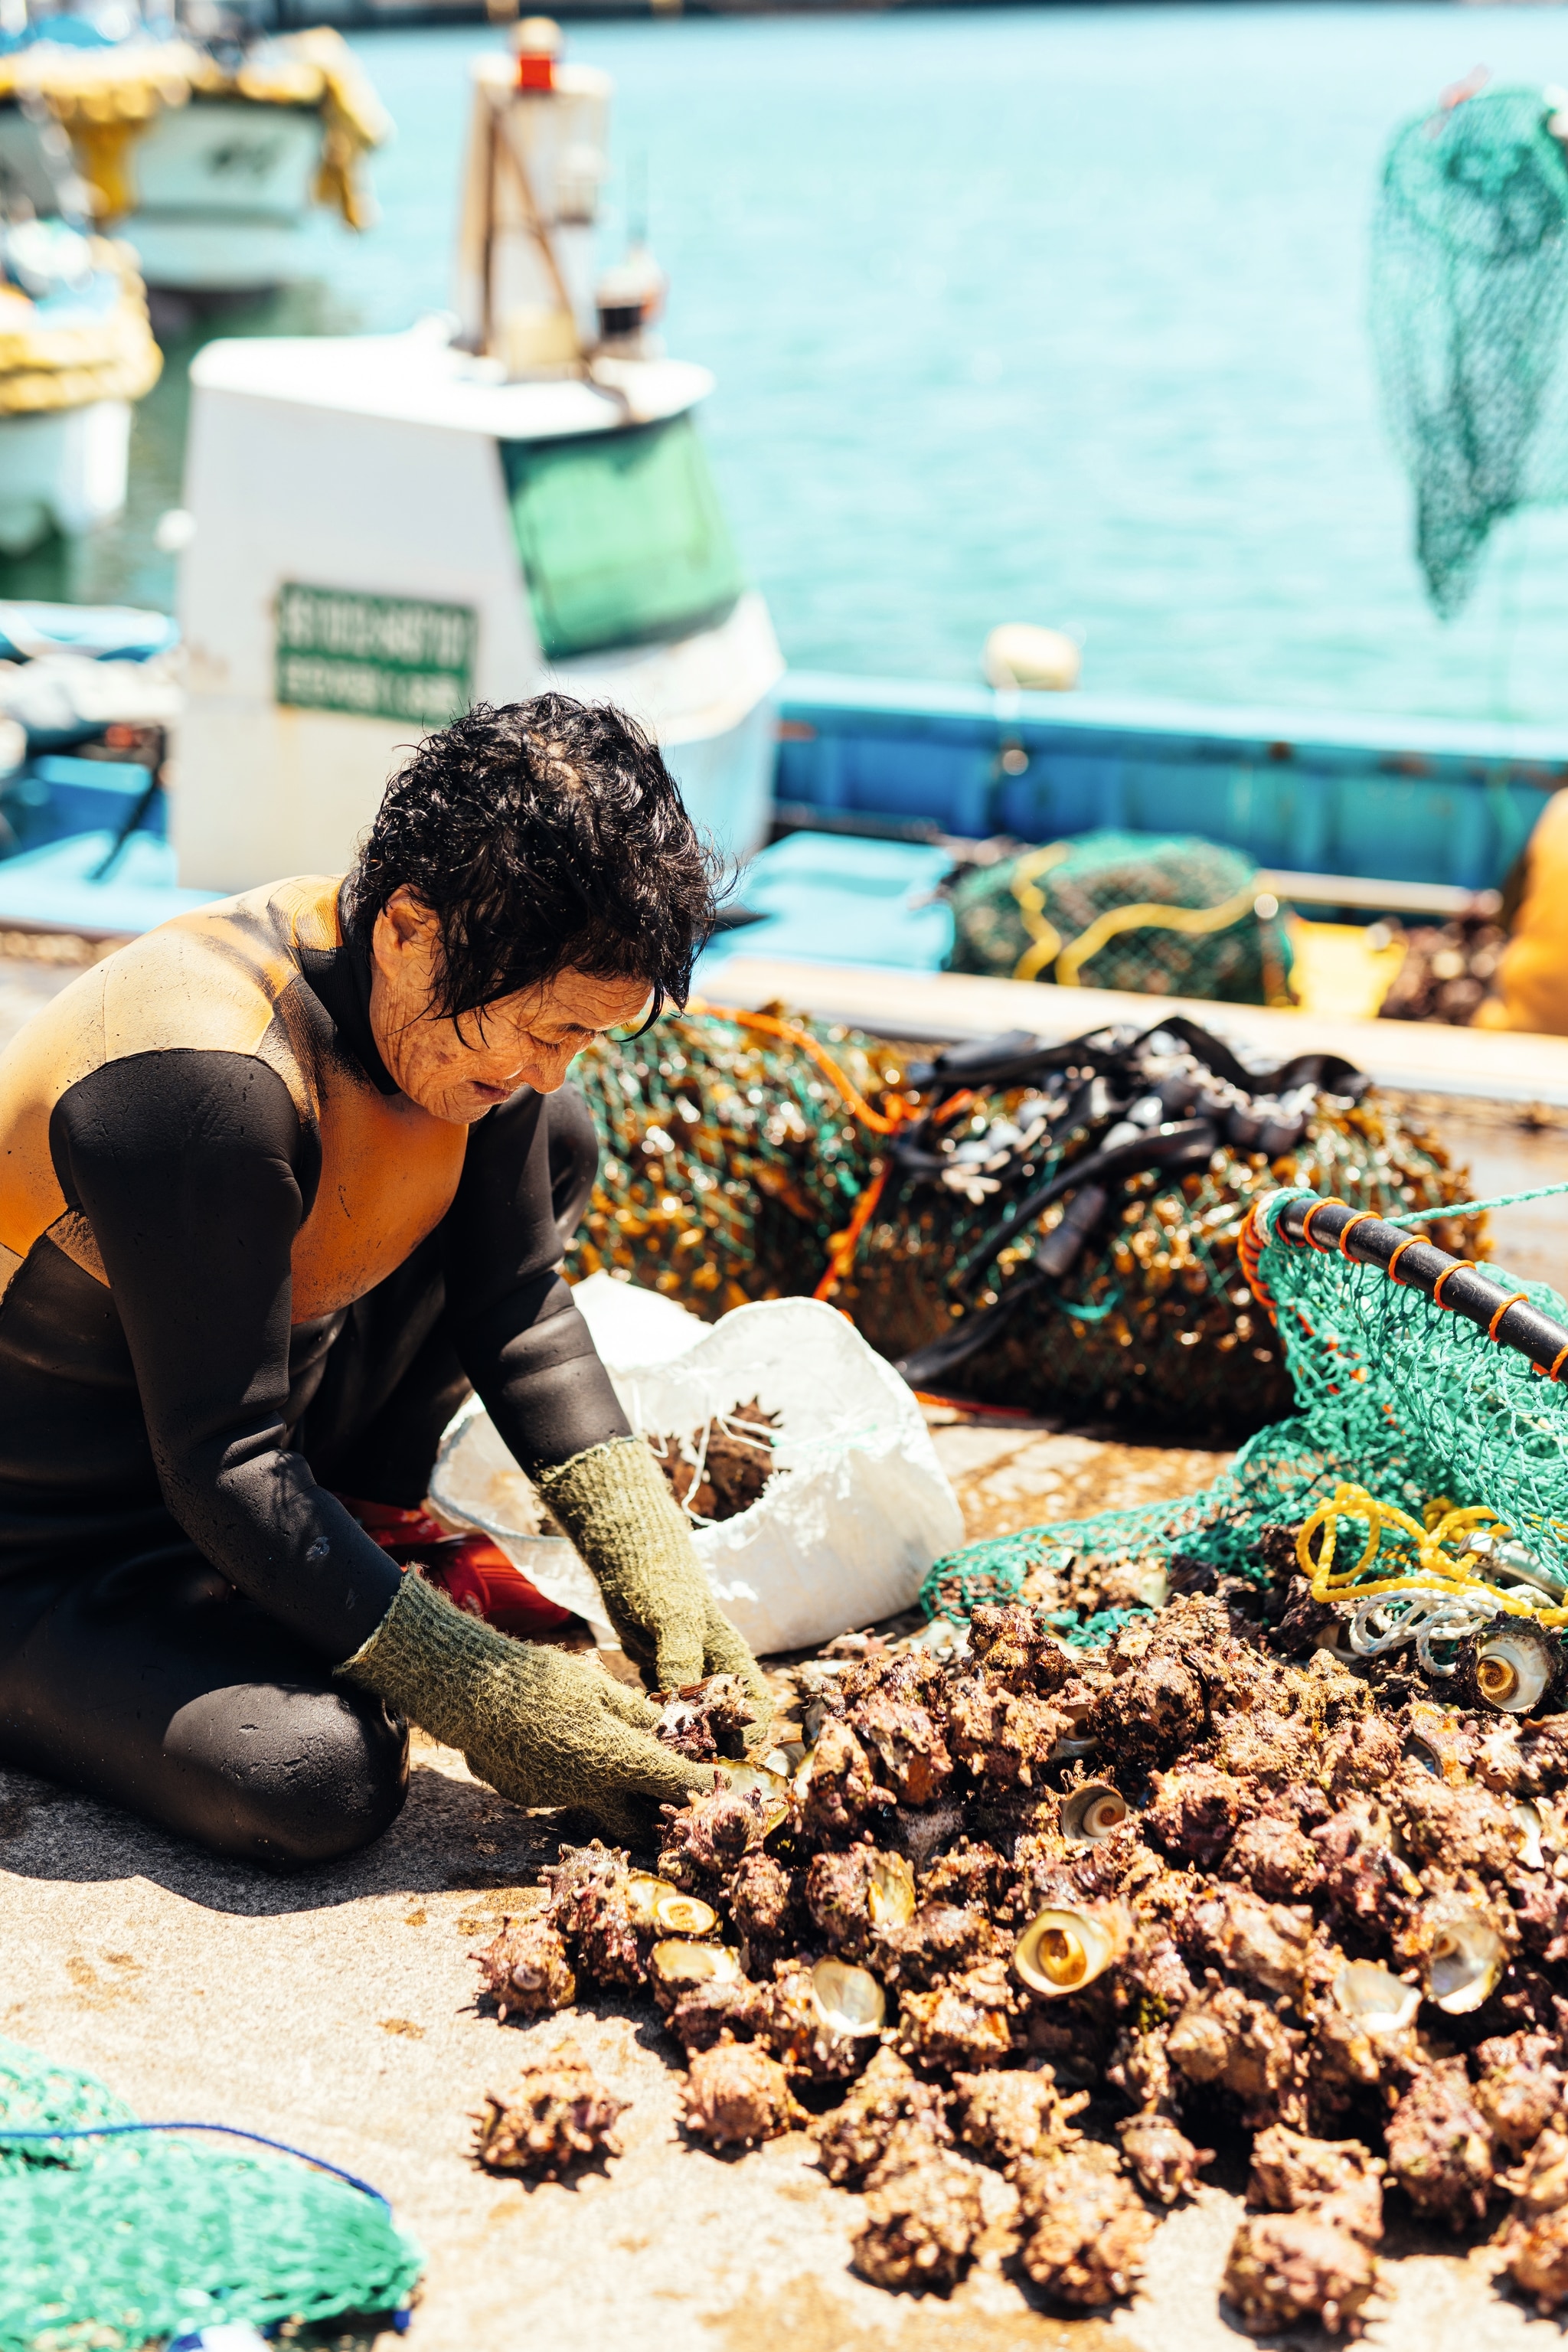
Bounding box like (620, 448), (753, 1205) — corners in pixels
(274, 583), (478, 726)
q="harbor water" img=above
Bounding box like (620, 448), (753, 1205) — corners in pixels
(18, 2), (1568, 726)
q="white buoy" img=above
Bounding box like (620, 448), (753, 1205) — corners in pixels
(983, 622), (1082, 692)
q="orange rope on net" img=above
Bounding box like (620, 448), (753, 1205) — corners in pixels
(1488, 1291), (1530, 1342)
(1386, 1234), (1424, 1285)
(815, 1158), (893, 1301)
(1432, 1259), (1479, 1308)
(688, 998), (914, 1137)
(1300, 1195), (1351, 1250)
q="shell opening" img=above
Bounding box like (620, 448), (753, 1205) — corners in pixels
(1477, 1655), (1521, 1704)
(654, 1890), (719, 1938)
(810, 1958), (886, 2037)
(1423, 1903), (1503, 2016)
(1014, 1903), (1125, 2000)
(1511, 1799), (1547, 1871)
(1472, 1628), (1554, 1715)
(866, 1855), (916, 1929)
(1333, 1959), (1420, 2036)
(1061, 1780), (1129, 1848)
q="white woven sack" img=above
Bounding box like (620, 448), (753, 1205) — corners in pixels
(430, 1290), (963, 1658)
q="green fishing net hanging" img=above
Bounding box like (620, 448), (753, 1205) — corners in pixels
(921, 1185), (1568, 1628)
(0, 2037), (423, 2351)
(1371, 83), (1568, 614)
(943, 832), (1292, 1005)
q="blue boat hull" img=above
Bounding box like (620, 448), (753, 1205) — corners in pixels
(776, 674), (1568, 893)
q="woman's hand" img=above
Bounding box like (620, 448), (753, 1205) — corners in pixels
(338, 1570), (716, 1842)
(537, 1437), (774, 1732)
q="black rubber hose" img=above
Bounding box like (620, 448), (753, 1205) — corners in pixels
(956, 1119), (1220, 1300)
(1272, 1194), (1568, 1377)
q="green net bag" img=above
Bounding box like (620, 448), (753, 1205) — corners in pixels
(921, 1184), (1568, 1631)
(0, 2037), (424, 2351)
(568, 1008), (1481, 1436)
(1371, 83), (1568, 614)
(943, 832), (1292, 1004)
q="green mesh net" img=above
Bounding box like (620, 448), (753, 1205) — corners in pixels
(920, 1185), (1568, 1622)
(943, 833), (1292, 1004)
(568, 1009), (1481, 1436)
(1371, 84), (1568, 615)
(0, 2037), (424, 2351)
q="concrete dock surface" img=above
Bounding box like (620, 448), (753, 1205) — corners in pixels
(0, 1413), (1557, 2352)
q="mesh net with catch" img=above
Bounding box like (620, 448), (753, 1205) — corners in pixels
(942, 831), (1293, 1005)
(567, 1007), (1482, 1438)
(1371, 82), (1568, 615)
(0, 2037), (424, 2351)
(920, 1183), (1568, 1663)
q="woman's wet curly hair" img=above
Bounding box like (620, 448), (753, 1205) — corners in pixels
(345, 695), (724, 1025)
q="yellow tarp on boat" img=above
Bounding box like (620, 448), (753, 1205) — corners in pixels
(0, 238), (159, 415)
(0, 28), (390, 230)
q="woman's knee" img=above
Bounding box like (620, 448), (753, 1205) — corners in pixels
(165, 1679), (409, 1868)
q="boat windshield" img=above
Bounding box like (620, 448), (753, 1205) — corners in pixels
(501, 412), (743, 662)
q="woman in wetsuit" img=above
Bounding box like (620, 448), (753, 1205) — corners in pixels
(0, 695), (766, 1867)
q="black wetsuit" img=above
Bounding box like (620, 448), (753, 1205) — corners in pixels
(0, 876), (629, 1866)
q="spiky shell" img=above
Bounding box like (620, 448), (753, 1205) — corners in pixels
(1117, 2113), (1214, 2207)
(472, 2040), (628, 2178)
(1222, 2211), (1379, 2337)
(851, 2148), (988, 2294)
(680, 2037), (802, 2148)
(1013, 2148), (1158, 2305)
(473, 1915), (576, 2022)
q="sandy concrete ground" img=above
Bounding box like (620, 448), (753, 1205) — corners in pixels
(0, 1418), (1559, 2352)
(2, 1718), (1562, 2352)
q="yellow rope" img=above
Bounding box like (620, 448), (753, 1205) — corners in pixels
(1296, 1480), (1568, 1625)
(1008, 843), (1070, 982)
(1054, 879), (1265, 988)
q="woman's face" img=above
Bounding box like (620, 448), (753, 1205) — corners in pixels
(368, 887), (652, 1124)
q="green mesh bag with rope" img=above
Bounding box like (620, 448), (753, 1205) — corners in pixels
(921, 1181), (1568, 1686)
(0, 2037), (423, 2350)
(1371, 82), (1568, 615)
(942, 832), (1293, 1004)
(567, 1006), (1481, 1436)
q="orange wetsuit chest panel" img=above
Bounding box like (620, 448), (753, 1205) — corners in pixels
(0, 873), (466, 1320)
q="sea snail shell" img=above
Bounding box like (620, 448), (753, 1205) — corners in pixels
(1472, 1622), (1560, 1715)
(1420, 1896), (1504, 2016)
(1014, 1903), (1129, 1999)
(810, 1957), (887, 2037)
(1332, 1958), (1420, 2037)
(1060, 1780), (1129, 1848)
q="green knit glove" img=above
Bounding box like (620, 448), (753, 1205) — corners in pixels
(336, 1571), (714, 1843)
(535, 1436), (773, 1723)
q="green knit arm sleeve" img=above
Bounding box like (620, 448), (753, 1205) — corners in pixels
(535, 1434), (771, 1713)
(337, 1570), (714, 1841)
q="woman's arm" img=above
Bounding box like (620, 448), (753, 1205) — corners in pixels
(51, 1048), (401, 1658)
(444, 1086), (769, 1706)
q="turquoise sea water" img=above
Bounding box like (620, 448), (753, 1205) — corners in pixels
(20, 4), (1568, 724)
